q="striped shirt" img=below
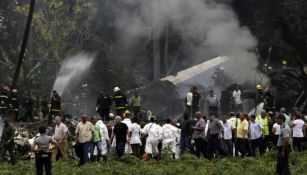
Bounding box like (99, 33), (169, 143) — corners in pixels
(192, 118), (206, 139)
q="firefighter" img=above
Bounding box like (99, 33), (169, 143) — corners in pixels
(255, 84), (264, 105)
(113, 87), (128, 117)
(0, 86), (9, 119)
(263, 87), (275, 112)
(96, 89), (112, 121)
(50, 91), (61, 125)
(10, 89), (19, 121)
(22, 94), (34, 122)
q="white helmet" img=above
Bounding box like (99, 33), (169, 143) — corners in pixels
(220, 67), (224, 71)
(113, 87), (120, 92)
(109, 113), (115, 118)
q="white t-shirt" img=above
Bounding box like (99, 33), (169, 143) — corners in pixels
(130, 123), (141, 144)
(222, 121), (233, 140)
(292, 119), (305, 138)
(161, 124), (177, 141)
(54, 122), (68, 141)
(232, 90), (242, 104)
(186, 92), (193, 106)
(273, 123), (281, 135)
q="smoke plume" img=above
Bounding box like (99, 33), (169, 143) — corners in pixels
(52, 52), (96, 96)
(113, 0), (260, 85)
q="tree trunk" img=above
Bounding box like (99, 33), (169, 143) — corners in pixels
(12, 0), (36, 88)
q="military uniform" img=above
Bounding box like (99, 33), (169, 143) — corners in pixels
(0, 122), (15, 164)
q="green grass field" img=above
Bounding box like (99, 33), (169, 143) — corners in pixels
(0, 151), (306, 175)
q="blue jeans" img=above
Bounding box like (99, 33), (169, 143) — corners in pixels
(90, 141), (102, 161)
(179, 135), (194, 156)
(80, 141), (91, 165)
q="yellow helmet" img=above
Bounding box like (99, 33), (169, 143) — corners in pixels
(148, 115), (156, 121)
(282, 60), (287, 65)
(256, 84), (262, 90)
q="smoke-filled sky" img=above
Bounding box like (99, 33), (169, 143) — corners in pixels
(113, 0), (260, 84)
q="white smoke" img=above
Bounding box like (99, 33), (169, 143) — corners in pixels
(52, 52), (96, 96)
(113, 0), (261, 84)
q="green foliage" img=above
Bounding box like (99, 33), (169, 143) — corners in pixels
(0, 151), (306, 175)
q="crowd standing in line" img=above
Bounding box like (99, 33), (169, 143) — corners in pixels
(0, 85), (306, 175)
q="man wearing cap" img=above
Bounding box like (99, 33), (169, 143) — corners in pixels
(276, 114), (291, 175)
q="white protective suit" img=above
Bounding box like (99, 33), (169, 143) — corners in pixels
(96, 120), (109, 155)
(161, 123), (178, 153)
(142, 122), (162, 155)
(122, 118), (133, 153)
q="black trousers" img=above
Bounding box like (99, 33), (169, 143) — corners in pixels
(99, 108), (110, 121)
(116, 141), (125, 158)
(223, 139), (233, 157)
(194, 138), (207, 158)
(131, 143), (141, 158)
(208, 134), (226, 160)
(116, 109), (125, 117)
(208, 106), (218, 116)
(237, 138), (247, 157)
(22, 109), (33, 122)
(251, 137), (264, 157)
(276, 147), (291, 175)
(293, 137), (303, 152)
(35, 152), (52, 175)
(0, 142), (15, 164)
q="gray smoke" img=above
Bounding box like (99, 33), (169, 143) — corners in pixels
(114, 0), (261, 85)
(52, 52), (96, 96)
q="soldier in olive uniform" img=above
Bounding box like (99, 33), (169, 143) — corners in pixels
(0, 118), (16, 164)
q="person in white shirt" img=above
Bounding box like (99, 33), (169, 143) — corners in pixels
(221, 116), (233, 157)
(130, 118), (142, 158)
(186, 88), (193, 118)
(52, 116), (68, 161)
(249, 115), (264, 157)
(96, 118), (109, 162)
(122, 111), (133, 154)
(290, 113), (306, 152)
(161, 119), (178, 159)
(272, 121), (281, 147)
(232, 86), (243, 113)
(141, 116), (162, 159)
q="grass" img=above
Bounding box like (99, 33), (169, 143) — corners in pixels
(0, 151), (306, 175)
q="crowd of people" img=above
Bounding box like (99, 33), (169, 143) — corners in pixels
(0, 84), (306, 175)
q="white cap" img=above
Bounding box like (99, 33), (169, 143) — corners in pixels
(114, 87), (120, 92)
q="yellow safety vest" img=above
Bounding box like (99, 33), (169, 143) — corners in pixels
(256, 115), (269, 136)
(228, 117), (238, 129)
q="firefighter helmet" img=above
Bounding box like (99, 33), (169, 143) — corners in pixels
(113, 87), (120, 92)
(256, 84), (263, 90)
